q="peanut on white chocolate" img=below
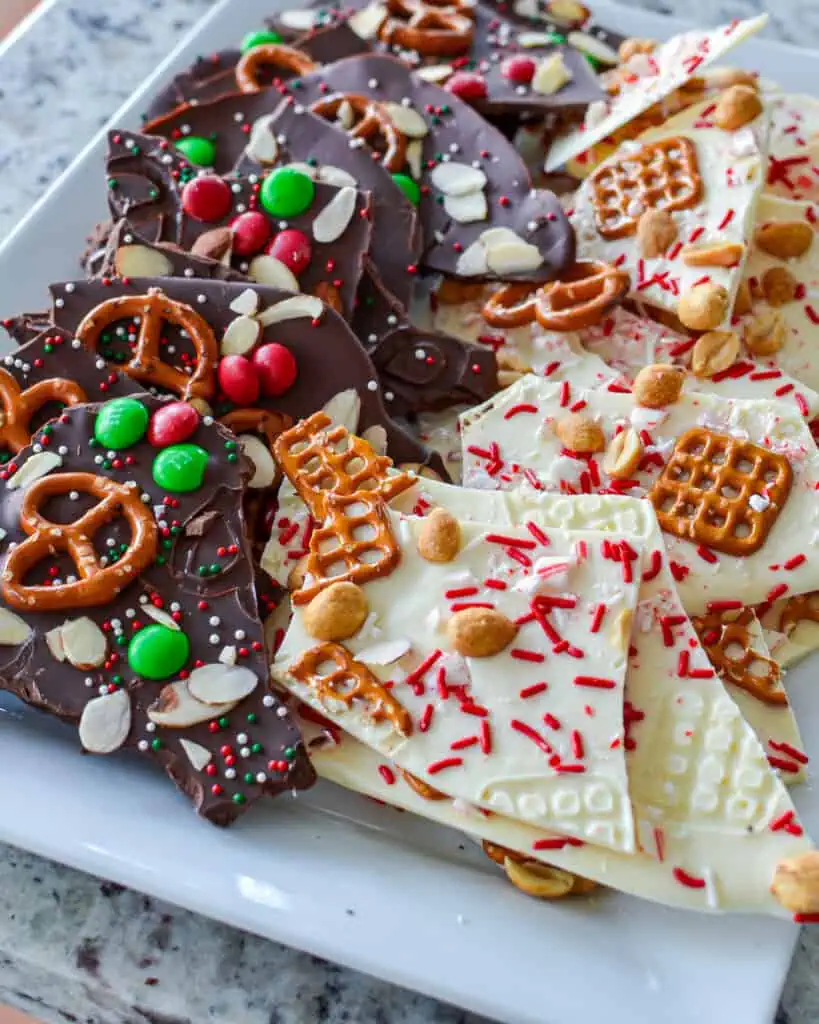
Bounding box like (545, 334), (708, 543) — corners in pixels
(303, 581), (369, 641)
(448, 607), (517, 658)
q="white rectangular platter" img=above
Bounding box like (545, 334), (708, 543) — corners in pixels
(0, 2), (816, 1023)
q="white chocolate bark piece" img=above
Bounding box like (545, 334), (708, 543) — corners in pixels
(545, 15), (768, 171)
(581, 307), (819, 417)
(460, 378), (819, 616)
(277, 513), (643, 854)
(740, 194), (819, 392)
(570, 96), (769, 327)
(293, 481), (810, 914)
(766, 93), (819, 202)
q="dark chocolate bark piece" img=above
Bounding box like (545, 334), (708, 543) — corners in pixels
(354, 266), (497, 416)
(142, 23), (369, 123)
(0, 393), (315, 823)
(2, 312), (55, 347)
(46, 275), (444, 475)
(293, 54), (575, 281)
(105, 130), (372, 321)
(143, 94), (421, 310)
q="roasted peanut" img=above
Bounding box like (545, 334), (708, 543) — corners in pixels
(632, 363), (685, 408)
(690, 330), (741, 378)
(555, 412), (606, 453)
(677, 282), (729, 331)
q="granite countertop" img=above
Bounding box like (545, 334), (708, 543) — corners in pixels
(1, 1), (819, 1022)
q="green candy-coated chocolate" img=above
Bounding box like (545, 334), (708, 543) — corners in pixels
(391, 173), (420, 206)
(128, 624), (190, 680)
(176, 135), (217, 167)
(93, 398), (149, 450)
(152, 443), (209, 492)
(260, 167), (315, 218)
(241, 28), (283, 51)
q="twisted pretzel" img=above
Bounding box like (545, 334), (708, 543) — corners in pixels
(2, 472), (159, 612)
(76, 288), (218, 401)
(235, 43), (318, 93)
(379, 0), (474, 56)
(219, 408), (294, 451)
(481, 262), (629, 332)
(0, 369), (87, 454)
(535, 262), (630, 331)
(309, 93), (407, 173)
(775, 592), (819, 636)
(289, 641), (412, 735)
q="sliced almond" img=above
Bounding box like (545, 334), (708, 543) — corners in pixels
(360, 424), (388, 455)
(448, 607), (517, 658)
(348, 2), (387, 38)
(430, 162), (487, 196)
(45, 625), (66, 661)
(555, 412), (605, 453)
(256, 294), (323, 325)
(602, 428), (642, 479)
(444, 191), (488, 223)
(455, 240), (489, 276)
(61, 616), (107, 669)
(278, 8), (318, 29)
(147, 681), (237, 728)
(218, 645), (237, 666)
(355, 638), (412, 666)
(384, 101), (429, 139)
(246, 114), (279, 165)
(187, 663), (259, 705)
(415, 64), (453, 83)
(755, 220), (814, 260)
(191, 226), (233, 263)
(681, 241), (745, 267)
(79, 689), (131, 754)
(690, 330), (740, 378)
(239, 433), (278, 488)
(318, 165), (357, 188)
(304, 581), (368, 641)
(6, 451), (62, 490)
(503, 857), (576, 898)
(632, 363), (685, 408)
(519, 30), (562, 47)
(142, 604), (181, 631)
(0, 607), (31, 645)
(229, 288), (260, 317)
(312, 186), (357, 243)
(532, 53), (573, 96)
(336, 99), (355, 130)
(485, 239), (542, 275)
(323, 389), (361, 431)
(114, 244), (174, 278)
(418, 508), (461, 563)
(567, 30), (619, 65)
(248, 254), (300, 292)
(221, 315), (262, 356)
(179, 738), (213, 772)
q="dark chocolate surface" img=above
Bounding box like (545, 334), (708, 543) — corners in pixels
(144, 94), (421, 310)
(0, 394), (315, 824)
(292, 54), (575, 281)
(46, 275), (443, 473)
(105, 130), (372, 321)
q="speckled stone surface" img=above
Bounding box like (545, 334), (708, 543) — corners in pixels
(0, 2), (818, 1023)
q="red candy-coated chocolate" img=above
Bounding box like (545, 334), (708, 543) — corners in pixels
(252, 343), (298, 397)
(446, 71), (488, 101)
(181, 175), (232, 223)
(502, 56), (537, 84)
(266, 229), (312, 276)
(218, 354), (260, 404)
(148, 401), (200, 447)
(231, 210), (271, 257)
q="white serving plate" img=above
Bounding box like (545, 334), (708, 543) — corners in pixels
(0, 2), (816, 1022)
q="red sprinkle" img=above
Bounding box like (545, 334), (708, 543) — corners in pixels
(419, 704), (434, 733)
(480, 720), (492, 754)
(519, 682), (548, 699)
(451, 735), (478, 750)
(642, 550), (663, 582)
(485, 533), (537, 549)
(504, 403), (539, 419)
(511, 719), (553, 755)
(510, 648), (545, 663)
(571, 730), (584, 759)
(672, 867), (706, 889)
(769, 740), (809, 765)
(525, 521), (550, 546)
(573, 676), (616, 689)
(784, 554), (806, 570)
(696, 545), (718, 564)
(378, 765), (396, 785)
(445, 587), (479, 599)
(707, 599), (743, 612)
(717, 208), (735, 230)
(427, 757), (463, 775)
(406, 649), (442, 688)
(768, 755), (802, 774)
(559, 381), (570, 407)
(767, 583), (789, 602)
(590, 604), (606, 633)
